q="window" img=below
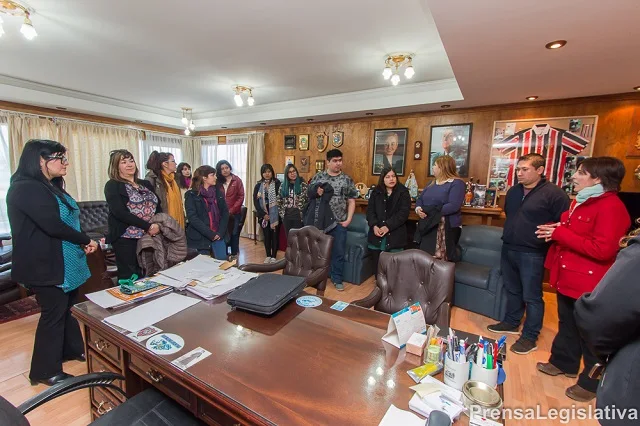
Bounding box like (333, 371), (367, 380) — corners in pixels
(139, 132), (183, 177)
(0, 119), (10, 233)
(201, 135), (248, 187)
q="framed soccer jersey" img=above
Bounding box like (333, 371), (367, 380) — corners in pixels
(488, 116), (597, 192)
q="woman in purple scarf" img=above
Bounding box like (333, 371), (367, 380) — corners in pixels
(185, 165), (229, 260)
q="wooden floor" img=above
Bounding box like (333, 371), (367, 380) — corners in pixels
(0, 237), (598, 426)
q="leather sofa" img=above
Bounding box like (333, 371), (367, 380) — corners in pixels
(353, 249), (454, 330)
(453, 225), (507, 321)
(342, 213), (374, 285)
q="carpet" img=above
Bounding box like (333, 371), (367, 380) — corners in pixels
(0, 295), (40, 324)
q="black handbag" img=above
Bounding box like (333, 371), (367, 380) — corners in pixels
(227, 274), (306, 315)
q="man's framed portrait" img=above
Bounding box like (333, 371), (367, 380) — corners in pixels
(372, 128), (408, 176)
(429, 123), (473, 177)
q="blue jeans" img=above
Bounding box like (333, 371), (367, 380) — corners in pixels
(198, 240), (228, 261)
(501, 247), (546, 342)
(327, 224), (348, 285)
(227, 213), (242, 256)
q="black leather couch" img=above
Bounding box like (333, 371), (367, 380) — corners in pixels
(343, 213), (374, 285)
(453, 225), (507, 321)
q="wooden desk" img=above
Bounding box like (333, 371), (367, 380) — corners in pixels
(72, 293), (504, 425)
(354, 199), (504, 226)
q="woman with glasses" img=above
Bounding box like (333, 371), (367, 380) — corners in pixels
(105, 150), (162, 280)
(277, 164), (308, 237)
(145, 151), (185, 228)
(7, 139), (98, 386)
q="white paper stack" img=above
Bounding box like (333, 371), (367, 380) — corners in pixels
(186, 270), (258, 300)
(158, 255), (226, 288)
(407, 375), (466, 421)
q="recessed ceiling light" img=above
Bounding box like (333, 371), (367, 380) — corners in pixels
(306, 118), (314, 122)
(135, 120), (143, 123)
(366, 113), (374, 116)
(545, 40), (567, 49)
(440, 104), (451, 109)
(221, 126), (227, 129)
(260, 122), (267, 125)
(55, 106), (67, 111)
(526, 96), (539, 101)
(634, 86), (640, 91)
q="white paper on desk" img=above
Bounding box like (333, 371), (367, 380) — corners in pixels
(382, 302), (427, 348)
(86, 290), (124, 309)
(148, 274), (188, 289)
(158, 255), (224, 281)
(420, 375), (464, 403)
(186, 271), (258, 300)
(378, 404), (426, 426)
(409, 393), (465, 422)
(104, 293), (199, 333)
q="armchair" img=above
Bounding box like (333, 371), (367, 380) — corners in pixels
(238, 225), (333, 296)
(0, 372), (204, 425)
(353, 249), (454, 330)
(453, 225), (507, 321)
(343, 213), (374, 285)
(0, 233), (23, 306)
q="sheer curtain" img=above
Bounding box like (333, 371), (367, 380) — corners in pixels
(7, 113), (57, 171)
(57, 120), (139, 201)
(0, 115), (11, 233)
(140, 132), (183, 171)
(245, 132), (265, 239)
(200, 137), (219, 167)
(220, 134), (249, 190)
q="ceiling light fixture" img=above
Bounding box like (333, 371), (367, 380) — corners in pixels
(440, 104), (451, 109)
(366, 112), (374, 116)
(382, 53), (415, 86)
(545, 40), (567, 49)
(306, 118), (314, 122)
(181, 108), (195, 135)
(233, 85), (255, 107)
(526, 96), (539, 101)
(259, 122), (267, 125)
(634, 86), (640, 91)
(0, 1), (37, 40)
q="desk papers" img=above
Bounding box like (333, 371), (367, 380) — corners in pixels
(378, 404), (425, 426)
(186, 270), (258, 300)
(103, 293), (199, 333)
(86, 285), (172, 309)
(382, 302), (427, 348)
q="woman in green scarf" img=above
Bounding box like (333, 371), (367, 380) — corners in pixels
(277, 164), (309, 237)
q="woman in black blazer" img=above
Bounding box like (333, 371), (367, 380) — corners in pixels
(185, 165), (229, 260)
(366, 166), (411, 275)
(253, 164), (281, 263)
(7, 139), (98, 386)
(104, 150), (161, 280)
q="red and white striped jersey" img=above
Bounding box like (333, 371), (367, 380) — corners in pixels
(494, 124), (589, 186)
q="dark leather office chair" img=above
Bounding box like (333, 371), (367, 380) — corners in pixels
(77, 201), (110, 241)
(0, 373), (204, 426)
(238, 225), (333, 296)
(353, 249), (454, 330)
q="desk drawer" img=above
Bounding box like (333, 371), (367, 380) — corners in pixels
(88, 349), (126, 401)
(129, 354), (195, 411)
(91, 385), (121, 419)
(88, 328), (122, 367)
(197, 398), (244, 426)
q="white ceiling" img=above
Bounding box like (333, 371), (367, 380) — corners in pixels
(0, 0), (638, 130)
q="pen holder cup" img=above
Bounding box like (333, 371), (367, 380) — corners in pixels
(443, 355), (470, 391)
(470, 362), (499, 388)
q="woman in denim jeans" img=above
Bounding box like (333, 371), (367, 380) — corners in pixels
(216, 160), (244, 261)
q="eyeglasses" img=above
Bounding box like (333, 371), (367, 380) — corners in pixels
(45, 154), (69, 164)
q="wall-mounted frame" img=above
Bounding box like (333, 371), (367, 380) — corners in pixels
(487, 115), (597, 192)
(316, 132), (327, 153)
(284, 135), (296, 150)
(299, 156), (310, 173)
(429, 123), (472, 178)
(285, 155), (295, 166)
(299, 134), (309, 151)
(372, 128), (408, 176)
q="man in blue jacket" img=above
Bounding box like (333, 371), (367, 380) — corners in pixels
(487, 153), (570, 354)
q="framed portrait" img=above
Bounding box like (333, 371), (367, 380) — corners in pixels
(488, 115), (597, 192)
(372, 128), (408, 176)
(285, 155), (295, 166)
(429, 123), (472, 177)
(284, 135), (296, 150)
(316, 132), (327, 153)
(299, 134), (309, 151)
(299, 156), (310, 173)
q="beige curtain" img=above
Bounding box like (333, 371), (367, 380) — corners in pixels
(181, 137), (202, 170)
(7, 113), (57, 171)
(57, 120), (139, 201)
(244, 132), (265, 239)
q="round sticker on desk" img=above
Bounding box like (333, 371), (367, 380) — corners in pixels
(146, 333), (184, 355)
(296, 295), (322, 308)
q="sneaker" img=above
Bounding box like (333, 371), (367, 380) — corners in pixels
(565, 384), (596, 402)
(537, 362), (578, 378)
(264, 257), (272, 264)
(510, 337), (537, 355)
(335, 282), (344, 291)
(487, 322), (520, 335)
(270, 257), (279, 263)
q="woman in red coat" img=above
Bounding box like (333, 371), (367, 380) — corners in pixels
(535, 157), (630, 403)
(216, 160), (245, 260)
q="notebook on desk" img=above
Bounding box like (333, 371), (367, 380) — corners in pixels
(227, 274), (306, 316)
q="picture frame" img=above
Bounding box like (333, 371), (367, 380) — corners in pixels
(315, 159), (325, 173)
(299, 156), (310, 173)
(285, 155), (295, 166)
(284, 135), (296, 150)
(276, 173), (285, 182)
(488, 115), (597, 191)
(372, 128), (408, 176)
(429, 123), (473, 178)
(299, 134), (309, 151)
(332, 131), (344, 148)
(316, 132), (327, 153)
